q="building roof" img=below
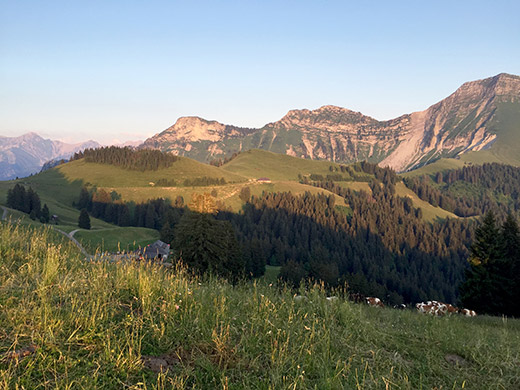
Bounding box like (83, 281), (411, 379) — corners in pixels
(138, 240), (170, 259)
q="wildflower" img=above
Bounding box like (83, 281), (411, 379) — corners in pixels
(175, 305), (180, 310)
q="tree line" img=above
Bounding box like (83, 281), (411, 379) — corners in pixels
(6, 184), (51, 223)
(403, 163), (520, 217)
(72, 146), (179, 171)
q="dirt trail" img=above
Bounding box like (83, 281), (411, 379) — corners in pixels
(52, 227), (90, 257)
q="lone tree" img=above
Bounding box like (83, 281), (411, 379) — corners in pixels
(78, 209), (91, 230)
(173, 210), (244, 281)
(239, 186), (251, 202)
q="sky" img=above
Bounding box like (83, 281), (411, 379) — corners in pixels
(1, 0), (519, 144)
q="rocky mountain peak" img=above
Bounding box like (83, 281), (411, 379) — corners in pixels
(268, 105), (378, 132)
(140, 73), (520, 172)
(0, 133), (101, 180)
(450, 73), (520, 103)
(165, 116), (227, 142)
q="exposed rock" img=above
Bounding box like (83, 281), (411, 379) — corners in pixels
(142, 351), (181, 373)
(445, 354), (468, 367)
(140, 73), (520, 172)
(2, 344), (38, 361)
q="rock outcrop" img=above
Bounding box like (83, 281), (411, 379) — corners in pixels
(141, 73), (520, 171)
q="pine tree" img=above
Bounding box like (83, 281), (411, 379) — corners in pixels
(78, 209), (91, 229)
(40, 204), (50, 223)
(26, 187), (41, 217)
(500, 214), (520, 316)
(78, 187), (91, 210)
(460, 211), (505, 314)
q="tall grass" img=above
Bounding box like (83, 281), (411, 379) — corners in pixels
(1, 222), (519, 389)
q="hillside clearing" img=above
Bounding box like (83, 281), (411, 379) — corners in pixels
(395, 182), (460, 222)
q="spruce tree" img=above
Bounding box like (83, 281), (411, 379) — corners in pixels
(78, 209), (91, 229)
(500, 214), (520, 316)
(460, 211), (505, 314)
(40, 204), (50, 223)
(78, 187), (91, 210)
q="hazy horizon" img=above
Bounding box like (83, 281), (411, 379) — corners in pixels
(2, 0), (519, 144)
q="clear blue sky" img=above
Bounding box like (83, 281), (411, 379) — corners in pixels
(1, 0), (519, 144)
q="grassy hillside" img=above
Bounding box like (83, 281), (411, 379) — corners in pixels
(395, 183), (460, 222)
(220, 149), (363, 181)
(58, 157), (248, 188)
(1, 223), (519, 389)
(400, 158), (467, 178)
(0, 170), (116, 233)
(0, 150), (462, 227)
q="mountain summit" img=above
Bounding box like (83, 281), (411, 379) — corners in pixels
(141, 73), (520, 171)
(0, 133), (100, 180)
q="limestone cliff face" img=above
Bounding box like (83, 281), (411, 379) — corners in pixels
(141, 73), (520, 171)
(141, 117), (255, 156)
(262, 105), (409, 163)
(381, 73), (520, 171)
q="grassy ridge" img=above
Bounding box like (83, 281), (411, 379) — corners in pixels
(58, 158), (247, 188)
(1, 223), (519, 389)
(220, 149), (357, 181)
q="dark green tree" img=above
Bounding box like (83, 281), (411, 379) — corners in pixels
(460, 211), (505, 314)
(173, 211), (244, 280)
(40, 204), (50, 223)
(78, 209), (91, 230)
(500, 214), (520, 316)
(144, 203), (157, 229)
(78, 187), (91, 210)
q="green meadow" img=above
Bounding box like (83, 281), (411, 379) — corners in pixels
(74, 226), (160, 254)
(1, 223), (519, 389)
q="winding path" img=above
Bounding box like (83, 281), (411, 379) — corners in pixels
(1, 206), (8, 221)
(51, 227), (90, 258)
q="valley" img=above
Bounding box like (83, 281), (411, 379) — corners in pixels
(0, 148), (463, 254)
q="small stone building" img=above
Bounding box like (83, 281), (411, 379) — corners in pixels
(138, 240), (170, 261)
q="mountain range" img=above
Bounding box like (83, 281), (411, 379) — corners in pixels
(2, 73), (519, 180)
(0, 133), (100, 180)
(142, 73), (520, 172)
